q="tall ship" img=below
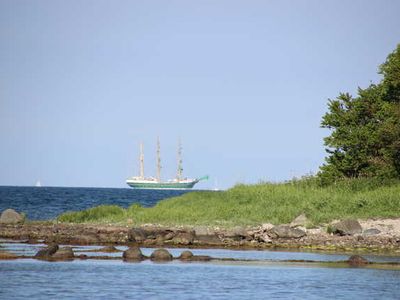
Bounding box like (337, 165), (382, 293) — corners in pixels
(126, 139), (208, 189)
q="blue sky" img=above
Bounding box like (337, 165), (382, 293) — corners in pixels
(1, 0), (400, 189)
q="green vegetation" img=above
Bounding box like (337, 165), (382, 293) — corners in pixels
(320, 44), (400, 182)
(58, 178), (400, 226)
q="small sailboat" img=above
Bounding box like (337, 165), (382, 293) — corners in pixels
(126, 139), (208, 189)
(35, 180), (42, 187)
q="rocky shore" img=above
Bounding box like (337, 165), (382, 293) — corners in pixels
(1, 216), (400, 253)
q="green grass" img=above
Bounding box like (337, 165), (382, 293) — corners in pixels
(57, 178), (400, 227)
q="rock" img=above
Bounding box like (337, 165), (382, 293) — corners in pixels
(195, 234), (222, 245)
(150, 248), (173, 261)
(348, 255), (369, 266)
(290, 213), (309, 228)
(172, 231), (195, 245)
(363, 228), (381, 236)
(261, 223), (274, 231)
(70, 235), (99, 245)
(128, 228), (147, 243)
(0, 209), (24, 224)
(122, 247), (145, 261)
(332, 219), (362, 236)
(190, 255), (212, 262)
(0, 251), (18, 260)
(193, 226), (214, 236)
(268, 225), (306, 239)
(100, 246), (120, 252)
(52, 247), (74, 260)
(34, 244), (59, 258)
(179, 250), (194, 260)
(223, 226), (248, 241)
(258, 233), (272, 243)
(164, 232), (175, 241)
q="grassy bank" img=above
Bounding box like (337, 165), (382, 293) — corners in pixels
(57, 179), (400, 227)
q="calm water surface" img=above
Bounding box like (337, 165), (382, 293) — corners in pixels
(1, 243), (400, 299)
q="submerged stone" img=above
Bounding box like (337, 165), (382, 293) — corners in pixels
(52, 247), (74, 260)
(123, 247), (145, 261)
(179, 250), (194, 260)
(150, 248), (173, 261)
(348, 255), (369, 266)
(34, 244), (59, 258)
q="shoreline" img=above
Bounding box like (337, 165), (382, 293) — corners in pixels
(1, 220), (400, 254)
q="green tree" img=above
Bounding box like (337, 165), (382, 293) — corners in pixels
(320, 44), (400, 182)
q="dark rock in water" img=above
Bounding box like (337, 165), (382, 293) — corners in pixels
(190, 255), (212, 262)
(123, 247), (144, 261)
(99, 246), (120, 252)
(348, 255), (369, 266)
(363, 228), (381, 236)
(52, 247), (74, 260)
(332, 219), (362, 236)
(0, 251), (18, 260)
(290, 213), (309, 228)
(128, 228), (147, 243)
(179, 250), (194, 260)
(172, 231), (195, 245)
(35, 244), (59, 258)
(150, 248), (173, 261)
(0, 209), (24, 224)
(268, 225), (306, 239)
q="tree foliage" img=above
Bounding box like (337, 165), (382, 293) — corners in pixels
(320, 44), (400, 182)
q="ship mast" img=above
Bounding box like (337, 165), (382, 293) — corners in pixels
(156, 137), (161, 182)
(139, 142), (144, 179)
(176, 139), (183, 181)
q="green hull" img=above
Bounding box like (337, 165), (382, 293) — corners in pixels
(126, 180), (199, 190)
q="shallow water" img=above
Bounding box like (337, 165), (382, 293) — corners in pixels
(0, 186), (191, 220)
(1, 243), (400, 299)
(1, 257), (400, 299)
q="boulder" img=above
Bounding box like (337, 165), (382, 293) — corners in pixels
(332, 219), (362, 236)
(128, 228), (147, 243)
(363, 228), (381, 236)
(150, 248), (173, 261)
(172, 231), (195, 245)
(348, 255), (369, 266)
(0, 209), (24, 224)
(123, 247), (145, 261)
(99, 246), (120, 252)
(223, 226), (248, 241)
(268, 225), (306, 239)
(52, 247), (74, 260)
(290, 213), (309, 228)
(179, 250), (194, 260)
(34, 244), (59, 258)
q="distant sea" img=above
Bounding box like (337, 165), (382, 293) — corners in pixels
(0, 186), (191, 220)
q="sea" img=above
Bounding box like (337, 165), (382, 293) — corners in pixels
(0, 186), (191, 220)
(1, 186), (400, 299)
